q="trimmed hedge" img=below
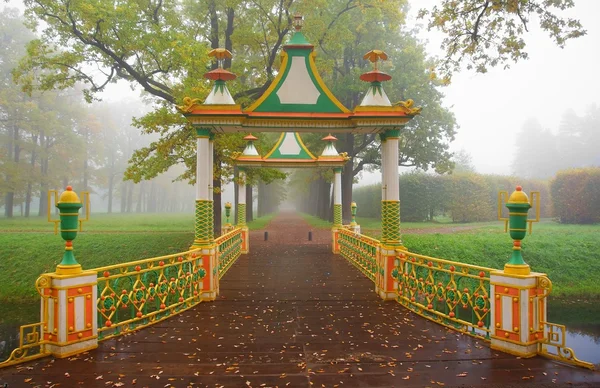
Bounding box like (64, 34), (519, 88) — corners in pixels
(354, 171), (555, 223)
(551, 167), (600, 224)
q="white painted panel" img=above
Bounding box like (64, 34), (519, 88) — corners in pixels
(75, 296), (85, 332)
(360, 86), (391, 107)
(196, 138), (210, 200)
(490, 286), (496, 336)
(53, 274), (97, 288)
(502, 295), (512, 331)
(334, 171), (342, 205)
(48, 298), (55, 334)
(58, 289), (67, 343)
(279, 133), (301, 155)
(277, 56), (320, 104)
(384, 138), (399, 200)
(520, 289), (528, 342)
(205, 83), (235, 105)
(238, 172), (246, 205)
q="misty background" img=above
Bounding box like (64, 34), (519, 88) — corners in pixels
(1, 0), (599, 218)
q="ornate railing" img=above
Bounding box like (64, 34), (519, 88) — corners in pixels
(534, 277), (595, 369)
(95, 249), (205, 341)
(216, 227), (243, 279)
(393, 251), (492, 340)
(338, 227), (379, 282)
(0, 276), (51, 368)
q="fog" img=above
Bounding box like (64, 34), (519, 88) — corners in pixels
(2, 0), (599, 216)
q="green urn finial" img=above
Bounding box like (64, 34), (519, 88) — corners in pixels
(350, 202), (358, 226)
(48, 186), (90, 275)
(498, 185), (540, 275)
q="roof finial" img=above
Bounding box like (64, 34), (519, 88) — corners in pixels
(208, 48), (233, 70)
(363, 50), (388, 72)
(293, 13), (304, 31)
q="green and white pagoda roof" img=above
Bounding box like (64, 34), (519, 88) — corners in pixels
(179, 15), (421, 135)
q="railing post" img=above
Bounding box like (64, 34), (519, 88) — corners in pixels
(45, 186), (98, 358)
(490, 185), (544, 357)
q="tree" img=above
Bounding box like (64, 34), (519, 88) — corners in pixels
(512, 118), (559, 179)
(419, 0), (586, 78)
(14, 0), (583, 226)
(452, 149), (475, 173)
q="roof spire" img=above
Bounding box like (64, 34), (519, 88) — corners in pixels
(293, 13), (304, 31)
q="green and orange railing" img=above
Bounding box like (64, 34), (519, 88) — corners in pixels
(0, 186), (247, 369)
(335, 187), (594, 369)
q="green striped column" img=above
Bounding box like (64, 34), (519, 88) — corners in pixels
(194, 199), (214, 245)
(381, 200), (401, 244)
(333, 204), (342, 226)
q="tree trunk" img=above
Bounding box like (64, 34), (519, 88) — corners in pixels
(120, 181), (127, 213)
(126, 181), (134, 212)
(341, 134), (355, 224)
(136, 181), (144, 213)
(246, 184), (253, 222)
(38, 131), (49, 217)
(107, 174), (114, 213)
(257, 181), (265, 217)
(233, 167), (238, 224)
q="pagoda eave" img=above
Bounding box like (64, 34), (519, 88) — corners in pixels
(233, 159), (348, 169)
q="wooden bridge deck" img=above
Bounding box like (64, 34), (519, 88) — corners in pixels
(1, 212), (599, 387)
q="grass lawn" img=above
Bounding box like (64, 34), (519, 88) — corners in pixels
(300, 213), (600, 299)
(0, 213), (273, 302)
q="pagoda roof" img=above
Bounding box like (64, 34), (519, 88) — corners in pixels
(180, 18), (420, 134)
(234, 132), (348, 168)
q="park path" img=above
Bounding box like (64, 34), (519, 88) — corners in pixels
(1, 212), (599, 387)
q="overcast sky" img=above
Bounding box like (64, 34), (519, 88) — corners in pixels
(408, 0), (600, 176)
(8, 0), (597, 182)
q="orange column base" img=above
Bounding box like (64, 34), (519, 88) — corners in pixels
(43, 270), (98, 358)
(490, 270), (547, 358)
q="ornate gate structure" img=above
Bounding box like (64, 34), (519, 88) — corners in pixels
(1, 14), (592, 371)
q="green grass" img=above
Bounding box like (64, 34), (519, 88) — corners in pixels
(0, 212), (278, 303)
(0, 212), (195, 232)
(363, 222), (600, 299)
(299, 213), (333, 229)
(247, 213), (277, 230)
(356, 216), (498, 230)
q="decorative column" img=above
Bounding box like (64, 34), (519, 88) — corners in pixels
(44, 186), (97, 358)
(193, 128), (217, 300)
(237, 168), (250, 254)
(381, 128), (402, 247)
(332, 167), (343, 253)
(378, 128), (403, 300)
(490, 186), (544, 357)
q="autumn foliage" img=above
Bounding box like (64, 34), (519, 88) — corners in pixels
(551, 168), (600, 224)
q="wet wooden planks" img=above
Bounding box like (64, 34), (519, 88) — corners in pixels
(1, 212), (599, 387)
